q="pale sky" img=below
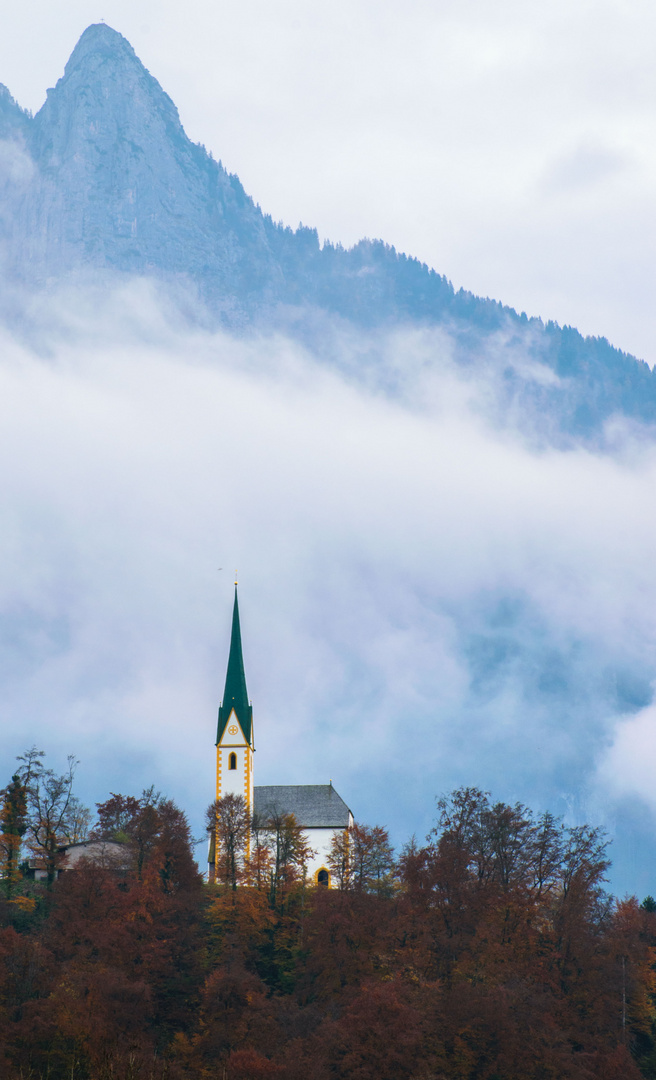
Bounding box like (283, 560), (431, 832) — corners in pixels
(0, 0), (653, 363)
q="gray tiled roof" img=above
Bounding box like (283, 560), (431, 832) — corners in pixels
(254, 784), (352, 828)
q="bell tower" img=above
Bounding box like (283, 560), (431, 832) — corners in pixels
(215, 583), (254, 814)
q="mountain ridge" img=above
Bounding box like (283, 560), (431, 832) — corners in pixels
(0, 22), (653, 439)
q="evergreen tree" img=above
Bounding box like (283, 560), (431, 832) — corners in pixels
(0, 774), (28, 899)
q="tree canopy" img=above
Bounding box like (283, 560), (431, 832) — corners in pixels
(1, 758), (656, 1079)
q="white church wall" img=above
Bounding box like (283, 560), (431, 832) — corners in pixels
(305, 826), (343, 885)
(218, 746), (247, 798)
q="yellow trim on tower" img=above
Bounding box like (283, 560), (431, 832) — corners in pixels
(244, 747), (251, 861)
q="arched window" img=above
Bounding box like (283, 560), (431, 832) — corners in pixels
(317, 868), (329, 887)
(229, 753), (237, 770)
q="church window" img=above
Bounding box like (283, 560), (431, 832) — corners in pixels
(317, 868), (329, 887)
(229, 753), (237, 770)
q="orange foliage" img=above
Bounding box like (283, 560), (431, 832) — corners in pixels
(1, 787), (655, 1080)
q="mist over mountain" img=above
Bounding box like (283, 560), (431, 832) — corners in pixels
(1, 23), (656, 900)
(0, 22), (653, 441)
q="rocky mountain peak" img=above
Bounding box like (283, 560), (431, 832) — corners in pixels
(33, 22), (183, 153)
(64, 22), (138, 70)
(1, 22), (274, 312)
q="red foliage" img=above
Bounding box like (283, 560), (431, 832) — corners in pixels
(1, 786), (654, 1080)
(322, 980), (427, 1080)
(227, 1047), (285, 1079)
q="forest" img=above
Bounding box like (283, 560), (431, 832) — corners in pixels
(2, 749), (656, 1080)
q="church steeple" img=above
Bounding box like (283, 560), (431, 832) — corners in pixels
(216, 585), (253, 747)
(212, 584), (255, 879)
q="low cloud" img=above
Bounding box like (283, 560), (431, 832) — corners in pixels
(1, 279), (655, 894)
(0, 138), (34, 188)
(596, 702), (656, 811)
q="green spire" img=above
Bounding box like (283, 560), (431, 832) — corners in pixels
(216, 586), (253, 746)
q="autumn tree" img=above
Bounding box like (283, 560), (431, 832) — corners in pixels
(264, 812), (314, 910)
(329, 823), (395, 896)
(94, 787), (164, 877)
(153, 798), (202, 895)
(206, 794), (250, 890)
(26, 856), (201, 1078)
(327, 827), (351, 890)
(429, 786), (609, 903)
(93, 791), (143, 841)
(248, 811), (274, 890)
(178, 963), (281, 1073)
(0, 774), (28, 900)
(320, 980), (428, 1080)
(94, 788), (201, 895)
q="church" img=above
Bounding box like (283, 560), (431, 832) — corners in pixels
(212, 585), (353, 886)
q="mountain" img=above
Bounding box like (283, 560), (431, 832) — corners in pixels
(0, 22), (654, 438)
(0, 25), (280, 321)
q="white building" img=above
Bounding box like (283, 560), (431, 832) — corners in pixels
(213, 585), (353, 886)
(25, 839), (130, 881)
(254, 785), (353, 884)
(59, 839), (130, 872)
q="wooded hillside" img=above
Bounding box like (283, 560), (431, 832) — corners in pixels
(2, 763), (656, 1080)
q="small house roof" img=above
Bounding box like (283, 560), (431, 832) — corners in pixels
(57, 839), (126, 853)
(254, 784), (352, 828)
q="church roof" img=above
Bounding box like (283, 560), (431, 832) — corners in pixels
(254, 785), (352, 828)
(216, 586), (253, 747)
